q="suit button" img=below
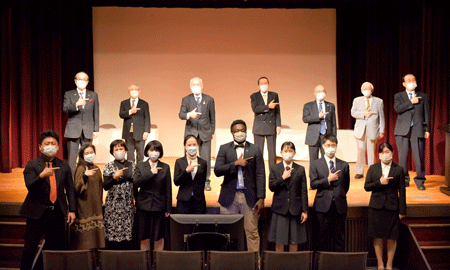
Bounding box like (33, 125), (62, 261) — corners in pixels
(287, 199), (290, 201)
(287, 191), (290, 193)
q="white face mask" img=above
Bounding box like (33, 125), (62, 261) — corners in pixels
(148, 151), (160, 161)
(76, 80), (87, 90)
(316, 92), (326, 101)
(191, 86), (202, 95)
(130, 90), (139, 99)
(41, 145), (58, 157)
(379, 153), (393, 163)
(406, 82), (417, 91)
(259, 85), (269, 93)
(282, 152), (294, 162)
(114, 151), (126, 161)
(84, 153), (96, 163)
(362, 90), (372, 97)
(186, 146), (198, 156)
(324, 147), (337, 157)
(233, 131), (246, 143)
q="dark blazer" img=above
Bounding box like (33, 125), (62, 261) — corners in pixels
(133, 161), (172, 213)
(269, 162), (308, 216)
(364, 162), (406, 215)
(20, 156), (76, 219)
(214, 141), (266, 208)
(178, 94), (215, 142)
(251, 91), (281, 135)
(310, 157), (350, 214)
(174, 156), (207, 202)
(63, 89), (99, 139)
(119, 98), (151, 141)
(302, 100), (337, 146)
(394, 91), (430, 137)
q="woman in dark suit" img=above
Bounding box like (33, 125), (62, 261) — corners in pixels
(134, 140), (172, 251)
(268, 141), (308, 252)
(364, 142), (406, 270)
(174, 135), (207, 214)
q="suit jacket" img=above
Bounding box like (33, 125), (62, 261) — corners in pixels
(214, 141), (266, 208)
(251, 91), (281, 135)
(269, 162), (308, 216)
(179, 94), (215, 142)
(394, 91), (430, 137)
(174, 156), (207, 202)
(63, 89), (99, 139)
(20, 156), (77, 219)
(351, 96), (385, 140)
(310, 157), (350, 214)
(364, 162), (406, 215)
(119, 98), (151, 140)
(133, 161), (172, 213)
(302, 100), (337, 146)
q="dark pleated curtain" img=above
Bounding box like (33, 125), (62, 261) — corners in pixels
(1, 0), (449, 176)
(1, 0), (93, 172)
(337, 0), (450, 176)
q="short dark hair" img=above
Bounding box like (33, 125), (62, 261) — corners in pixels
(144, 140), (164, 158)
(109, 139), (128, 155)
(230, 119), (247, 132)
(322, 134), (338, 145)
(378, 142), (393, 153)
(184, 135), (199, 146)
(39, 130), (60, 145)
(257, 76), (269, 85)
(402, 73), (415, 82)
(280, 141), (296, 151)
(77, 144), (96, 169)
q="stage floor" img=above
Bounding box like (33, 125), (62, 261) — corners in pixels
(1, 158), (448, 207)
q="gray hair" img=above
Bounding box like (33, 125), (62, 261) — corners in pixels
(361, 82), (374, 90)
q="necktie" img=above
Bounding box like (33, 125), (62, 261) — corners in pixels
(330, 160), (336, 173)
(49, 162), (57, 203)
(366, 99), (370, 110)
(196, 97), (202, 113)
(409, 93), (413, 126)
(286, 166), (290, 171)
(319, 102), (326, 135)
(79, 92), (85, 109)
(263, 94), (268, 105)
(130, 99), (135, 132)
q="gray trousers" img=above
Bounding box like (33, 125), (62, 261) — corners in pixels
(396, 130), (426, 186)
(126, 135), (145, 164)
(199, 139), (211, 181)
(254, 134), (277, 169)
(67, 133), (92, 176)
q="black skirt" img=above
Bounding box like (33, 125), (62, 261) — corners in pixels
(368, 207), (400, 240)
(134, 209), (165, 241)
(268, 212), (307, 246)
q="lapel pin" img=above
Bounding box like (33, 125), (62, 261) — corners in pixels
(203, 101), (205, 105)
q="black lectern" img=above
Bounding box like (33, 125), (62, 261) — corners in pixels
(438, 124), (450, 196)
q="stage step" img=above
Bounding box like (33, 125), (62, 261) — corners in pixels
(407, 221), (450, 270)
(0, 219), (26, 269)
(0, 243), (23, 269)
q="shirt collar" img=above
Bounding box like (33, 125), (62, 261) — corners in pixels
(324, 155), (336, 167)
(283, 160), (293, 168)
(131, 97), (139, 104)
(406, 90), (415, 96)
(194, 94), (202, 101)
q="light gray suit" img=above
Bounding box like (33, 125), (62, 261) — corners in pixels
(351, 96), (385, 175)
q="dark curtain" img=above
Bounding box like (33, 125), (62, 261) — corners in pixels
(337, 0), (450, 176)
(1, 0), (448, 175)
(1, 0), (93, 172)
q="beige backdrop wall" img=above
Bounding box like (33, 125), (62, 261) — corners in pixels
(92, 7), (337, 160)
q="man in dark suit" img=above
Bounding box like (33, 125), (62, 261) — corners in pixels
(179, 77), (215, 191)
(63, 71), (99, 175)
(302, 85), (337, 163)
(20, 130), (76, 270)
(251, 76), (281, 169)
(394, 74), (430, 190)
(310, 134), (350, 252)
(214, 120), (266, 261)
(119, 84), (151, 163)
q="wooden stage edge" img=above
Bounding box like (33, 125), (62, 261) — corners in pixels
(1, 158), (449, 218)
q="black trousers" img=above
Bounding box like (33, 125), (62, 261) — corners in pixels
(254, 134), (277, 169)
(177, 196), (206, 214)
(126, 134), (145, 163)
(20, 206), (66, 270)
(313, 201), (346, 252)
(67, 133), (92, 175)
(396, 129), (426, 185)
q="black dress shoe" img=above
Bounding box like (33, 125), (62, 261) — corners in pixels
(417, 185), (426, 190)
(355, 174), (364, 179)
(405, 182), (410, 187)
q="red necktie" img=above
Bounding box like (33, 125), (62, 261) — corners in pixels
(49, 162), (57, 203)
(286, 166), (290, 171)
